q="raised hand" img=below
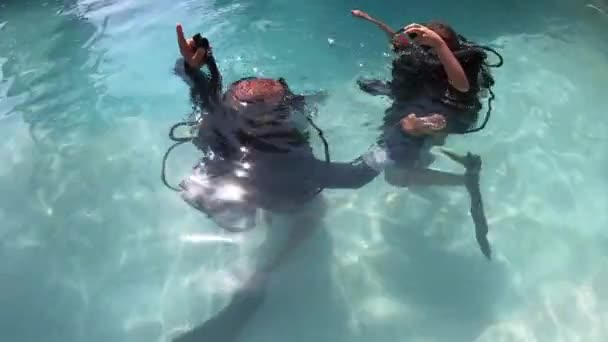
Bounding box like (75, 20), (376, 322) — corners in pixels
(176, 23), (207, 68)
(351, 9), (371, 20)
(403, 23), (445, 49)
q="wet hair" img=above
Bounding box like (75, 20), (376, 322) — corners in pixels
(228, 78), (285, 105)
(224, 78), (306, 127)
(391, 21), (461, 53)
(426, 21), (461, 51)
(222, 77), (310, 153)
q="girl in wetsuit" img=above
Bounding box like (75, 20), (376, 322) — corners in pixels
(349, 16), (489, 185)
(349, 14), (497, 258)
(351, 10), (500, 135)
(172, 25), (381, 231)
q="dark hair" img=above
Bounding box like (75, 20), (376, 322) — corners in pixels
(426, 21), (460, 51)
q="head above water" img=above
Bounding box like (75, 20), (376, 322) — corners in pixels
(226, 78), (286, 111)
(220, 77), (311, 151)
(225, 78), (288, 128)
(392, 21), (461, 52)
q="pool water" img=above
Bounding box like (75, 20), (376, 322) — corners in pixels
(1, 0), (608, 341)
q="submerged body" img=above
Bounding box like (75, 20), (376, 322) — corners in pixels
(172, 31), (380, 232)
(350, 14), (498, 258)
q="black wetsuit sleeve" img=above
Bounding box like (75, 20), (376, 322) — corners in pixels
(177, 55), (223, 112)
(205, 53), (223, 98)
(357, 78), (393, 97)
(311, 157), (380, 189)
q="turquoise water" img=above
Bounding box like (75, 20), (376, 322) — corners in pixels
(2, 0), (608, 341)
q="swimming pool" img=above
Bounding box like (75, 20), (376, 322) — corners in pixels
(1, 0), (608, 341)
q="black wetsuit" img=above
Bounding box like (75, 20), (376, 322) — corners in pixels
(357, 45), (493, 259)
(361, 43), (485, 129)
(175, 56), (379, 215)
(355, 44), (487, 169)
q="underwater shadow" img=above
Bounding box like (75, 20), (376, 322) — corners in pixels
(172, 196), (350, 342)
(172, 270), (269, 342)
(370, 184), (510, 342)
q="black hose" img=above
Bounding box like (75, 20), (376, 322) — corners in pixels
(457, 33), (503, 67)
(161, 121), (198, 192)
(463, 88), (495, 134)
(305, 115), (330, 165)
(302, 111), (331, 198)
(477, 45), (504, 68)
(161, 140), (188, 192)
(169, 121), (198, 142)
(421, 38), (503, 135)
(454, 41), (502, 135)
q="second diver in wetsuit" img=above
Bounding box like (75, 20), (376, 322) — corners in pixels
(351, 11), (502, 258)
(352, 13), (500, 136)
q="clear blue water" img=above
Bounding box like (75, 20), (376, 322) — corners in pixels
(2, 1), (608, 341)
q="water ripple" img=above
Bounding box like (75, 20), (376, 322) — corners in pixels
(1, 1), (608, 342)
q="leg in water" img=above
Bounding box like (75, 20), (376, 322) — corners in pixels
(385, 150), (491, 260)
(172, 195), (328, 342)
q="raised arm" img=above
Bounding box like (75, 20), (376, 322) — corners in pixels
(351, 9), (396, 39)
(205, 49), (222, 98)
(188, 46), (222, 106)
(404, 24), (470, 92)
(175, 24), (222, 110)
(176, 24), (206, 68)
